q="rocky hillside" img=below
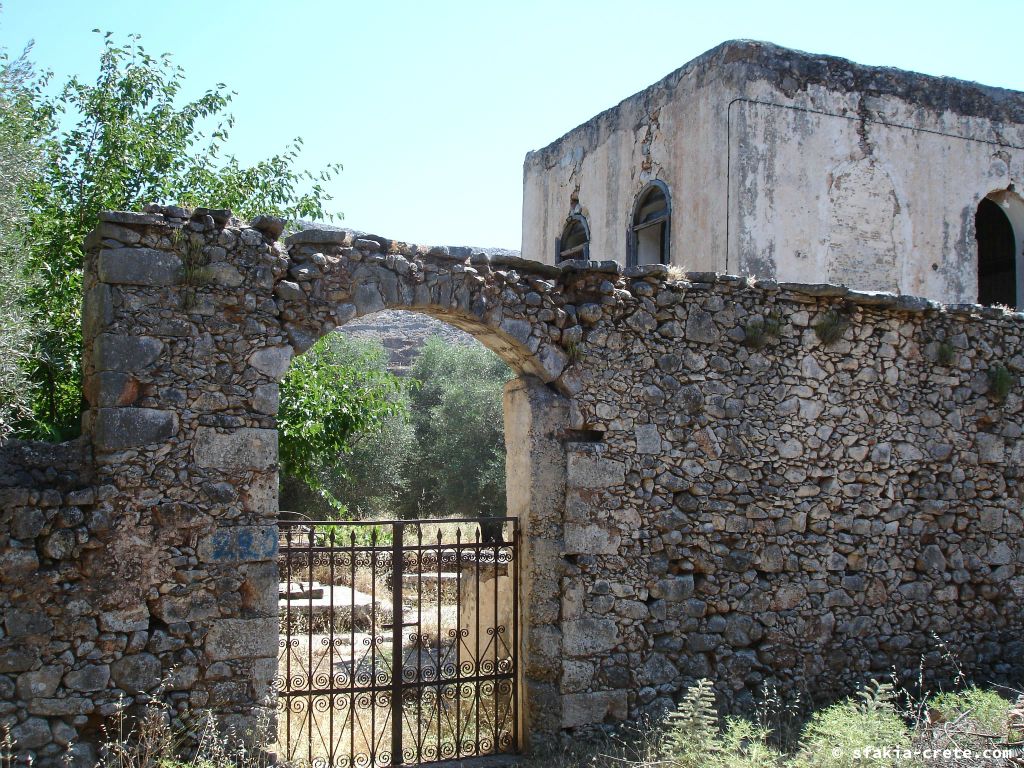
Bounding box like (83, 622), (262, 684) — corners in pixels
(337, 310), (478, 373)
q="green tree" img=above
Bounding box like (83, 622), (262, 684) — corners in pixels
(0, 46), (44, 439)
(312, 407), (416, 521)
(401, 337), (513, 519)
(278, 334), (407, 513)
(22, 32), (341, 438)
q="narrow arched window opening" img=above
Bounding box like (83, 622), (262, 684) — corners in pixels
(629, 181), (670, 267)
(557, 214), (590, 262)
(976, 194), (1022, 308)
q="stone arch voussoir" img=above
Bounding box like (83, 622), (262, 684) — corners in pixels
(265, 228), (573, 385)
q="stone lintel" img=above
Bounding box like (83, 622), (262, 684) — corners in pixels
(92, 407), (176, 451)
(193, 427), (277, 470)
(98, 247), (182, 286)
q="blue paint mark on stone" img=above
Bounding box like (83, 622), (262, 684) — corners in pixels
(202, 526), (278, 563)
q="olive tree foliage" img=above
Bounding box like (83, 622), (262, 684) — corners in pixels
(21, 32), (341, 439)
(399, 338), (514, 520)
(282, 336), (514, 523)
(311, 408), (416, 521)
(278, 335), (407, 514)
(0, 46), (43, 439)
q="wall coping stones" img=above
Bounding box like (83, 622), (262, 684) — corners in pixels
(285, 227), (352, 247)
(624, 264), (669, 279)
(558, 259), (621, 275)
(191, 207), (233, 226)
(98, 210), (167, 227)
(250, 215), (285, 241)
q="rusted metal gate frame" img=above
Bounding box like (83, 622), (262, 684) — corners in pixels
(277, 517), (520, 767)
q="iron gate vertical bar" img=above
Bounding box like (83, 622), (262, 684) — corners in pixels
(391, 522), (404, 766)
(512, 518), (520, 752)
(349, 528), (356, 763)
(454, 528), (462, 757)
(473, 525), (481, 756)
(435, 530), (443, 756)
(328, 527), (337, 768)
(370, 529), (378, 762)
(416, 524), (424, 759)
(283, 525), (293, 760)
(492, 533), (499, 750)
(306, 525), (314, 768)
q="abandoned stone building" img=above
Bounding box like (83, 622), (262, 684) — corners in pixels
(522, 40), (1024, 307)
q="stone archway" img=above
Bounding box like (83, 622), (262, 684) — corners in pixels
(77, 210), (574, 753)
(270, 227), (575, 749)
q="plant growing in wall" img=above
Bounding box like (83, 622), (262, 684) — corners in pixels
(564, 340), (583, 364)
(742, 312), (782, 350)
(936, 341), (956, 367)
(813, 309), (849, 346)
(173, 229), (213, 310)
(988, 364), (1014, 402)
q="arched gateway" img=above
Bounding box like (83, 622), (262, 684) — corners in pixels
(79, 207), (577, 761)
(4, 204), (1024, 766)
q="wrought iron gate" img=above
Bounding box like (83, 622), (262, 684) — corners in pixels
(275, 517), (519, 767)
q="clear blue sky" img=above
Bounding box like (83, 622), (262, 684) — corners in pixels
(3, 0), (1022, 250)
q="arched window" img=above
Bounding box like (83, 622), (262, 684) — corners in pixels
(557, 214), (590, 262)
(629, 181), (671, 267)
(976, 191), (1024, 309)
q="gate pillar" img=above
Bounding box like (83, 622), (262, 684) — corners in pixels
(503, 377), (569, 746)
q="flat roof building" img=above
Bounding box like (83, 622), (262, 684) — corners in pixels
(521, 40), (1024, 307)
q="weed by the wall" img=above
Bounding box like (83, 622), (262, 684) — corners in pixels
(666, 265), (688, 282)
(565, 341), (583, 364)
(743, 313), (782, 350)
(936, 341), (956, 367)
(988, 364), (1013, 402)
(813, 309), (849, 346)
(94, 693), (275, 768)
(930, 687), (1013, 736)
(173, 228), (212, 310)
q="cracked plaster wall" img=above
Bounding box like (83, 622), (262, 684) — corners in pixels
(522, 40), (1024, 305)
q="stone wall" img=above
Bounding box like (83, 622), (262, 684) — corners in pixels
(0, 439), (99, 764)
(1, 205), (1023, 763)
(557, 275), (1024, 722)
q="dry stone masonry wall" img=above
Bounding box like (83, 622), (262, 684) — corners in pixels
(0, 205), (1022, 763)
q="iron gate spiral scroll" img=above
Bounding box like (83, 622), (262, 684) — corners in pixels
(274, 518), (519, 767)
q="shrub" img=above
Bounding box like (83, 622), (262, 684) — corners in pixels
(794, 681), (913, 768)
(0, 46), (42, 440)
(278, 335), (406, 512)
(929, 686), (1012, 736)
(400, 337), (513, 519)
